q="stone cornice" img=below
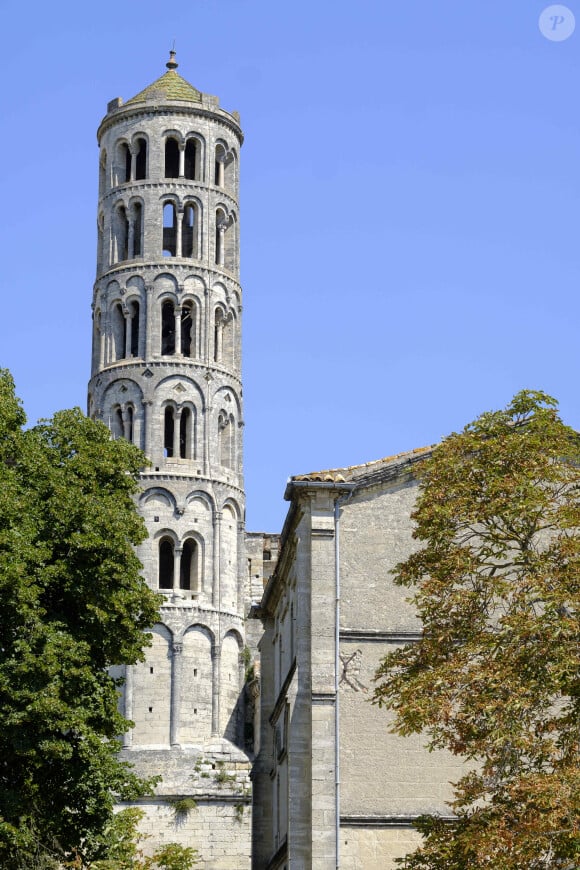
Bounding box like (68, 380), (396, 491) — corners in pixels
(98, 103), (243, 145)
(100, 180), (238, 210)
(139, 473), (245, 499)
(89, 360), (242, 390)
(340, 630), (422, 643)
(340, 814), (456, 828)
(94, 260), (242, 291)
(158, 603), (245, 625)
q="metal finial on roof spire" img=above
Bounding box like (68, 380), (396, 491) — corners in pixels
(166, 49), (178, 70)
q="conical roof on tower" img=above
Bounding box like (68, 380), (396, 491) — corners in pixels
(125, 51), (202, 105)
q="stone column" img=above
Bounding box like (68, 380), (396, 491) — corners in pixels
(237, 520), (245, 615)
(127, 217), (135, 260)
(216, 155), (225, 187)
(174, 306), (182, 356)
(103, 307), (111, 365)
(211, 643), (220, 736)
(170, 641), (183, 748)
(142, 399), (152, 458)
(213, 510), (222, 608)
(99, 323), (105, 369)
(178, 144), (185, 178)
(173, 408), (182, 459)
(145, 285), (154, 359)
(216, 221), (226, 266)
(176, 209), (183, 258)
(173, 546), (182, 595)
(122, 405), (132, 440)
(124, 307), (132, 360)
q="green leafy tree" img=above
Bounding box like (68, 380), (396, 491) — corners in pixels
(0, 370), (162, 868)
(373, 391), (580, 869)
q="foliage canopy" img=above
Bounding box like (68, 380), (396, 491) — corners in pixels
(373, 390), (580, 869)
(0, 370), (162, 868)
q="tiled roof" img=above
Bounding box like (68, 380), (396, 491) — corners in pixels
(291, 446), (433, 483)
(125, 70), (202, 106)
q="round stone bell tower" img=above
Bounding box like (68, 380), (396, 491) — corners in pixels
(88, 54), (251, 866)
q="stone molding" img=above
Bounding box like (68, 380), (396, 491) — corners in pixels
(340, 814), (456, 828)
(340, 630), (422, 643)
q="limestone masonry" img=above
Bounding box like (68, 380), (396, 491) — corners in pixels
(87, 58), (459, 869)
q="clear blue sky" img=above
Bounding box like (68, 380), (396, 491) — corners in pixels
(1, 1), (579, 531)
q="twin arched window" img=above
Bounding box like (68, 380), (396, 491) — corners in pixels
(115, 138), (148, 187)
(213, 307), (234, 365)
(112, 203), (143, 264)
(107, 134), (239, 191)
(215, 208), (236, 268)
(165, 136), (199, 180)
(111, 403), (134, 442)
(218, 410), (235, 469)
(163, 405), (195, 459)
(112, 300), (140, 360)
(214, 143), (234, 189)
(161, 300), (197, 358)
(162, 202), (200, 258)
(158, 537), (200, 592)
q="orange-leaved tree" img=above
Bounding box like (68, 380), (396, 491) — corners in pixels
(373, 390), (580, 869)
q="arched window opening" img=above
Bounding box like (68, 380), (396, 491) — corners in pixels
(165, 137), (180, 178)
(99, 152), (107, 196)
(126, 405), (134, 442)
(215, 209), (228, 266)
(179, 407), (192, 459)
(162, 203), (177, 256)
(135, 138), (147, 180)
(124, 145), (132, 183)
(115, 142), (131, 185)
(223, 312), (234, 367)
(92, 309), (101, 372)
(214, 308), (224, 362)
(225, 214), (236, 271)
(164, 406), (175, 457)
(224, 151), (235, 189)
(218, 410), (234, 468)
(180, 539), (199, 591)
(181, 302), (195, 357)
(97, 213), (105, 271)
(129, 300), (140, 357)
(113, 406), (124, 439)
(159, 538), (174, 589)
(161, 300), (175, 355)
(181, 204), (197, 258)
(113, 206), (129, 263)
(215, 145), (226, 187)
(184, 139), (197, 180)
(112, 303), (126, 360)
(133, 202), (143, 257)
